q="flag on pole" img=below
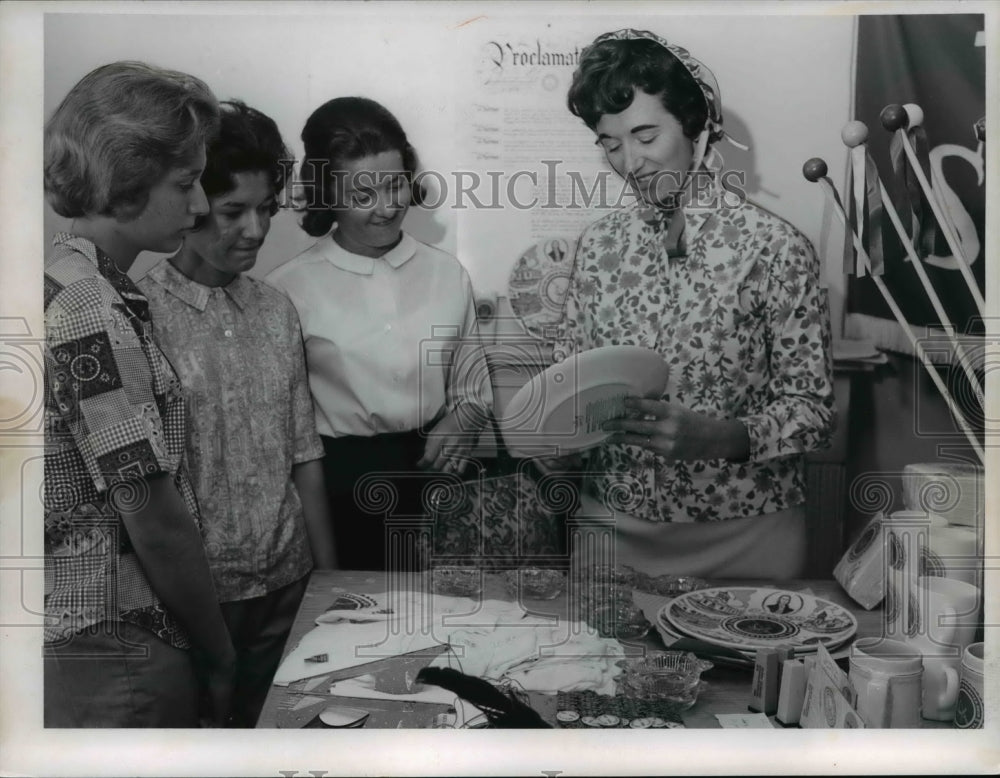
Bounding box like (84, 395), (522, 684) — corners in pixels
(846, 14), (986, 352)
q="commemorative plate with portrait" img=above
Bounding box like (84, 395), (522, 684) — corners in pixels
(659, 587), (857, 652)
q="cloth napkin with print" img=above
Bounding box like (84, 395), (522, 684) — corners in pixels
(274, 590), (623, 695)
(428, 607), (624, 695)
(273, 590), (478, 685)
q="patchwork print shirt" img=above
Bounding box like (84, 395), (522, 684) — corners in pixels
(44, 234), (196, 647)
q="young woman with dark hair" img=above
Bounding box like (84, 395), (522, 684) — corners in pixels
(555, 30), (836, 579)
(138, 100), (335, 727)
(268, 97), (490, 571)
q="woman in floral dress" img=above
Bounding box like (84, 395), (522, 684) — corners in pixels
(556, 29), (836, 578)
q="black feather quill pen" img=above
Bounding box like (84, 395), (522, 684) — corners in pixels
(415, 667), (551, 728)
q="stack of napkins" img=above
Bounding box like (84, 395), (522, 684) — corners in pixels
(833, 512), (889, 610)
(274, 590), (624, 697)
(800, 645), (864, 728)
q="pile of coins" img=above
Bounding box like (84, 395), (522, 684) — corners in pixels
(555, 689), (685, 728)
(555, 710), (684, 728)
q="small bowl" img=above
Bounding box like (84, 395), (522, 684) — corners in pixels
(574, 564), (641, 587)
(430, 566), (482, 597)
(615, 651), (714, 709)
(641, 575), (710, 598)
(584, 599), (651, 641)
(503, 568), (566, 600)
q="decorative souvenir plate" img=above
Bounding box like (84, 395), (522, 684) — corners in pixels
(653, 612), (852, 662)
(497, 345), (669, 457)
(660, 587), (857, 652)
(508, 239), (575, 340)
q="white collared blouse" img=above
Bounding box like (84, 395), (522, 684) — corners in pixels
(266, 231), (488, 438)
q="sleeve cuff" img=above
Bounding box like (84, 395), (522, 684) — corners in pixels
(738, 414), (780, 463)
(292, 435), (326, 465)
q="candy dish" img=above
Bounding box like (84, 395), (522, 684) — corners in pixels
(640, 574), (711, 598)
(585, 597), (651, 641)
(502, 568), (566, 600)
(430, 566), (482, 597)
(615, 651), (714, 709)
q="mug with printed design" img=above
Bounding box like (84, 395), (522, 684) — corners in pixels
(884, 575), (981, 722)
(954, 642), (984, 729)
(849, 637), (923, 728)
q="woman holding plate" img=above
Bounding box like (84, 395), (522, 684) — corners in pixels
(267, 97), (491, 571)
(553, 29), (836, 578)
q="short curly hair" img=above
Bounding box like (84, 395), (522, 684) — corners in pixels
(44, 61), (219, 219)
(297, 96), (424, 238)
(200, 100), (292, 203)
(567, 38), (716, 144)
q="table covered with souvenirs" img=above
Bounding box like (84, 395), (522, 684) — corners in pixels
(256, 566), (967, 731)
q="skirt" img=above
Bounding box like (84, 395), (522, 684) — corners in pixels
(320, 430), (429, 570)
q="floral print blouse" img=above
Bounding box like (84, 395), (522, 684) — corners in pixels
(554, 194), (836, 523)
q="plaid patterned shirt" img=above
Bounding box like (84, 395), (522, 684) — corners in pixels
(44, 233), (198, 648)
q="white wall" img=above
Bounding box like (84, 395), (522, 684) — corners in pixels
(42, 8), (854, 330)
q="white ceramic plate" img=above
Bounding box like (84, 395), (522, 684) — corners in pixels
(654, 611), (851, 658)
(497, 345), (669, 457)
(661, 587), (858, 652)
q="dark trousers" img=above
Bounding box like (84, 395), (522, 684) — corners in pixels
(321, 431), (430, 571)
(44, 621), (199, 728)
(220, 574), (308, 728)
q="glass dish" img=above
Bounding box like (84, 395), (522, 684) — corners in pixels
(430, 566), (482, 597)
(615, 651), (714, 709)
(641, 575), (711, 598)
(574, 564), (641, 587)
(502, 568), (566, 600)
(584, 597), (651, 641)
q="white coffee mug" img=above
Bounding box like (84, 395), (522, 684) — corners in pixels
(885, 574), (980, 652)
(954, 642), (984, 729)
(902, 462), (983, 528)
(924, 524), (981, 587)
(920, 654), (962, 722)
(849, 637), (923, 728)
(885, 509), (981, 587)
(885, 512), (943, 587)
(885, 575), (981, 722)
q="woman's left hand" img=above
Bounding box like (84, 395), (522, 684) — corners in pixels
(602, 397), (750, 463)
(418, 406), (486, 475)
